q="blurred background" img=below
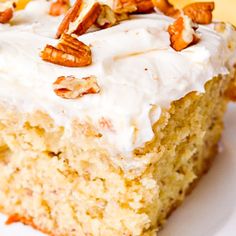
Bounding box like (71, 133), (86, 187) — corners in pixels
(172, 0), (236, 25)
(5, 0), (236, 25)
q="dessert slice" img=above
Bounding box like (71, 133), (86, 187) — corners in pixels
(0, 0), (235, 235)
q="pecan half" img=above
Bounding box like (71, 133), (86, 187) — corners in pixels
(168, 16), (200, 51)
(152, 0), (180, 17)
(41, 34), (92, 67)
(67, 1), (101, 36)
(53, 75), (100, 99)
(183, 2), (215, 24)
(0, 2), (16, 24)
(57, 0), (101, 38)
(95, 4), (117, 29)
(58, 33), (91, 57)
(49, 0), (70, 17)
(56, 0), (83, 38)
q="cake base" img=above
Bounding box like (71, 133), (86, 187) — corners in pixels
(5, 143), (218, 236)
(0, 70), (235, 236)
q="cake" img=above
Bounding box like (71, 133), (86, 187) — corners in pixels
(0, 0), (235, 235)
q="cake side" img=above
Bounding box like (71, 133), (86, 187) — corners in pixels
(0, 68), (235, 236)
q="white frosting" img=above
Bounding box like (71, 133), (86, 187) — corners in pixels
(0, 0), (235, 157)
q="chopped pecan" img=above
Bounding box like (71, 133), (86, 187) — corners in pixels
(67, 1), (101, 36)
(135, 0), (154, 13)
(115, 12), (129, 21)
(53, 75), (100, 99)
(41, 34), (92, 67)
(49, 0), (70, 17)
(56, 0), (83, 38)
(0, 2), (16, 24)
(183, 2), (215, 24)
(168, 16), (200, 51)
(113, 0), (154, 14)
(152, 0), (180, 17)
(57, 0), (101, 38)
(113, 0), (137, 14)
(95, 4), (117, 29)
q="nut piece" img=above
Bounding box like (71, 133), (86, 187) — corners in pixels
(113, 0), (154, 14)
(67, 1), (101, 36)
(115, 12), (129, 22)
(49, 0), (70, 17)
(95, 4), (117, 29)
(58, 33), (91, 57)
(56, 0), (83, 38)
(0, 2), (16, 24)
(113, 0), (137, 14)
(57, 0), (102, 38)
(53, 75), (100, 99)
(41, 33), (92, 67)
(135, 0), (154, 13)
(152, 0), (180, 17)
(183, 2), (215, 24)
(168, 15), (200, 51)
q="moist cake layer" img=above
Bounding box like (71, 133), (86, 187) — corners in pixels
(0, 0), (235, 161)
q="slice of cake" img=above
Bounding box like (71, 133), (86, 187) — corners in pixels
(0, 0), (235, 235)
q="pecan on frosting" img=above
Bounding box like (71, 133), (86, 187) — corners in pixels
(41, 33), (92, 67)
(53, 75), (100, 99)
(0, 1), (16, 24)
(49, 0), (70, 16)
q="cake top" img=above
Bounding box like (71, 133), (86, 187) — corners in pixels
(0, 0), (235, 158)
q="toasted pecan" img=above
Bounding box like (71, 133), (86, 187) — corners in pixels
(135, 0), (154, 13)
(57, 0), (102, 38)
(41, 34), (92, 67)
(59, 33), (91, 56)
(95, 4), (117, 29)
(183, 2), (215, 24)
(0, 8), (13, 23)
(113, 0), (137, 14)
(114, 0), (154, 14)
(53, 75), (100, 99)
(152, 0), (180, 17)
(56, 0), (83, 38)
(0, 2), (16, 24)
(67, 1), (101, 36)
(115, 12), (129, 21)
(168, 16), (200, 51)
(49, 0), (70, 16)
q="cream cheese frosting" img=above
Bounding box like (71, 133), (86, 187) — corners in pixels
(0, 0), (235, 157)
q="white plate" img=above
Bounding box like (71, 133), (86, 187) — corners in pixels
(1, 103), (236, 236)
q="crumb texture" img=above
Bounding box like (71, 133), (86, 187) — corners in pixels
(0, 71), (235, 236)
